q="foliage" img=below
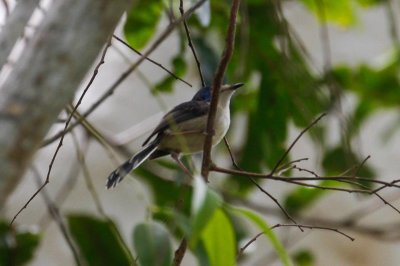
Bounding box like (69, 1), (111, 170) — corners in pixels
(68, 215), (135, 266)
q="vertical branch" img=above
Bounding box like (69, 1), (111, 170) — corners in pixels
(201, 0), (241, 180)
(179, 0), (205, 86)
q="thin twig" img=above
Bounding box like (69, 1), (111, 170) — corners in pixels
(112, 34), (192, 87)
(248, 177), (300, 229)
(72, 132), (106, 216)
(211, 164), (399, 188)
(276, 158), (309, 174)
(40, 40), (111, 148)
(39, 131), (89, 228)
(31, 167), (82, 265)
(212, 164), (400, 215)
(292, 165), (319, 178)
(270, 113), (326, 175)
(353, 155), (371, 177)
(224, 137), (241, 170)
(237, 232), (264, 260)
(270, 223), (355, 241)
(237, 223), (354, 260)
(236, 198), (400, 241)
(201, 0), (241, 180)
(179, 0), (205, 86)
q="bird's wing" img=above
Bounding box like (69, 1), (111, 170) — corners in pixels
(142, 100), (209, 146)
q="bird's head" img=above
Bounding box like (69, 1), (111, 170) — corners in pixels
(192, 86), (212, 102)
(219, 83), (244, 105)
(192, 83), (243, 102)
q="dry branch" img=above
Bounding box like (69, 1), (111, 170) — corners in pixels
(201, 0), (241, 180)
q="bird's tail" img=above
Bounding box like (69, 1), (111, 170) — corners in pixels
(106, 140), (159, 189)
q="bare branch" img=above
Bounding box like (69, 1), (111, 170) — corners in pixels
(270, 223), (355, 241)
(112, 34), (192, 87)
(237, 224), (354, 260)
(31, 167), (83, 265)
(201, 0), (241, 180)
(179, 0), (205, 86)
(224, 137), (241, 170)
(237, 232), (264, 260)
(248, 177), (300, 229)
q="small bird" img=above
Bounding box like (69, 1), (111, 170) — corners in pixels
(106, 83), (243, 188)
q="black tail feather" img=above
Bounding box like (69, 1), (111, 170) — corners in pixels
(106, 141), (159, 189)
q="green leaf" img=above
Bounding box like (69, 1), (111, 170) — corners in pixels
(67, 215), (134, 266)
(232, 207), (293, 266)
(124, 0), (163, 49)
(300, 0), (357, 26)
(190, 176), (222, 246)
(133, 222), (172, 266)
(293, 250), (315, 266)
(201, 209), (236, 266)
(0, 222), (40, 266)
(135, 166), (192, 214)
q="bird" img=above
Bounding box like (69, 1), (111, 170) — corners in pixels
(106, 83), (243, 189)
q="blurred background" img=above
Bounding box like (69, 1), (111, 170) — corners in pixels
(2, 0), (400, 265)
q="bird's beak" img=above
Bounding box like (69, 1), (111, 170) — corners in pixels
(231, 83), (244, 90)
(221, 83), (244, 92)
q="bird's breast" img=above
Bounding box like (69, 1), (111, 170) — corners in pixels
(158, 105), (231, 155)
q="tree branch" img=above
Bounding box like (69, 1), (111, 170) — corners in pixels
(112, 34), (192, 87)
(201, 0), (241, 180)
(179, 0), (205, 87)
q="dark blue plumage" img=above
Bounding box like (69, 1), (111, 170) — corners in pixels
(191, 86), (211, 102)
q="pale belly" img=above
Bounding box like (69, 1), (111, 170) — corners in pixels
(158, 106), (230, 154)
